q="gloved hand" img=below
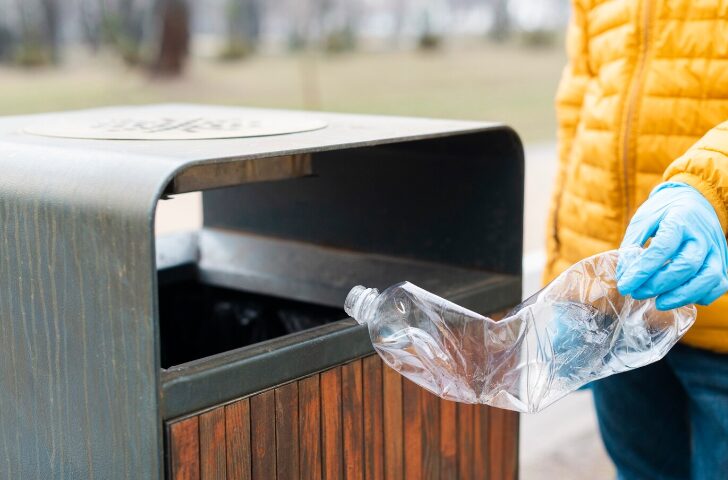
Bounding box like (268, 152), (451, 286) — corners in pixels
(617, 182), (728, 310)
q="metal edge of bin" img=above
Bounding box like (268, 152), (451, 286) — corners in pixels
(158, 274), (521, 420)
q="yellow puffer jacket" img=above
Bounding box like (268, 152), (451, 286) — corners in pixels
(545, 0), (728, 353)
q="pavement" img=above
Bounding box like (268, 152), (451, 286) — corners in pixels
(154, 142), (616, 479)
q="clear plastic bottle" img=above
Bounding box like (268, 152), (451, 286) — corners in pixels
(344, 248), (696, 413)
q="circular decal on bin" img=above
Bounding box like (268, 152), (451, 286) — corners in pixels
(24, 108), (328, 140)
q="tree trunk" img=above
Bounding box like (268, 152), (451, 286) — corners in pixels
(154, 0), (190, 76)
(489, 0), (511, 42)
(391, 0), (407, 46)
(40, 0), (60, 63)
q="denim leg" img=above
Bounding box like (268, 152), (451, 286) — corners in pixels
(667, 344), (728, 480)
(592, 357), (691, 480)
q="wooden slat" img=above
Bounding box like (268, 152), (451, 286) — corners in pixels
(342, 360), (364, 480)
(225, 399), (251, 480)
(299, 374), (323, 479)
(457, 403), (474, 480)
(439, 400), (457, 480)
(502, 411), (519, 480)
(250, 390), (277, 479)
(200, 407), (226, 480)
(169, 417), (200, 480)
(275, 382), (300, 480)
(473, 405), (490, 479)
(488, 309), (517, 480)
(382, 365), (403, 480)
(321, 367), (344, 480)
(362, 356), (384, 480)
(421, 389), (440, 480)
(488, 408), (506, 480)
(402, 379), (423, 479)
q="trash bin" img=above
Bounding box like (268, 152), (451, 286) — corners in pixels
(0, 104), (523, 479)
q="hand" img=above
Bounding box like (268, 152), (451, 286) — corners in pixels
(617, 182), (728, 310)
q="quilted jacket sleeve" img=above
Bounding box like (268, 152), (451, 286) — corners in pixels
(664, 121), (728, 235)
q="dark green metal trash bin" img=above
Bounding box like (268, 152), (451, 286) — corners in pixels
(0, 104), (523, 479)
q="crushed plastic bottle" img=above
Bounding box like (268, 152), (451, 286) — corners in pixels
(344, 248), (696, 413)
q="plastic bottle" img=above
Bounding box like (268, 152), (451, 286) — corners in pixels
(344, 248), (696, 413)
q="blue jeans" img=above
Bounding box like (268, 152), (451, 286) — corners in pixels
(592, 344), (728, 480)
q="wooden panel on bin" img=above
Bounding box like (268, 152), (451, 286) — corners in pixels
(457, 403), (474, 480)
(299, 374), (322, 479)
(504, 408), (520, 479)
(275, 382), (300, 479)
(382, 365), (403, 480)
(321, 367), (343, 480)
(489, 408), (519, 480)
(342, 360), (364, 480)
(402, 378), (423, 479)
(200, 407), (226, 480)
(472, 404), (490, 477)
(169, 417), (200, 480)
(362, 355), (384, 480)
(421, 388), (440, 480)
(250, 390), (277, 479)
(439, 399), (457, 480)
(225, 399), (251, 480)
(165, 353), (519, 480)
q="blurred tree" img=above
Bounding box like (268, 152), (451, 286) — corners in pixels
(93, 0), (148, 65)
(220, 0), (261, 61)
(323, 0), (358, 53)
(489, 0), (511, 42)
(390, 0), (407, 46)
(79, 0), (103, 51)
(0, 25), (15, 62)
(153, 0), (189, 75)
(13, 0), (61, 66)
(417, 7), (442, 51)
(40, 0), (61, 62)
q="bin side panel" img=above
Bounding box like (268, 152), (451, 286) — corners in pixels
(166, 354), (519, 480)
(0, 146), (166, 478)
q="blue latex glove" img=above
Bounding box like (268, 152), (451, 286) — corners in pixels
(617, 182), (728, 310)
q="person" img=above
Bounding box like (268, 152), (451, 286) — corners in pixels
(545, 1), (728, 478)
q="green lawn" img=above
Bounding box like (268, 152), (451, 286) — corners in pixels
(0, 42), (566, 142)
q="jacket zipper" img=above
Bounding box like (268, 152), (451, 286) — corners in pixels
(621, 0), (654, 224)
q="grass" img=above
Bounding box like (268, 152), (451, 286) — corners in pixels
(0, 42), (566, 142)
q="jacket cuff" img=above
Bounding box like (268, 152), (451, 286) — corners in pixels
(667, 172), (728, 235)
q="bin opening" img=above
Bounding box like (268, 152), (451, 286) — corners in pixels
(158, 279), (345, 368)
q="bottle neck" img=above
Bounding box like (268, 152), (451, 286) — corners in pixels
(344, 286), (380, 324)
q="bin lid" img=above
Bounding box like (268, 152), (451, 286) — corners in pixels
(0, 103), (499, 165)
(24, 106), (328, 141)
